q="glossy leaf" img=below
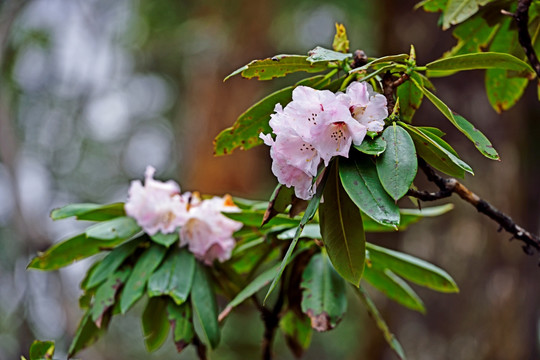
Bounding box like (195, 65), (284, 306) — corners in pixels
(279, 310), (312, 358)
(29, 340), (55, 360)
(264, 170), (329, 302)
(28, 234), (129, 271)
(86, 237), (143, 289)
(354, 286), (406, 360)
(354, 135), (387, 156)
(426, 52), (534, 73)
(339, 156), (400, 227)
(167, 301), (194, 353)
(399, 121), (472, 177)
(86, 216), (141, 241)
(120, 244), (167, 313)
(191, 263), (220, 349)
(363, 266), (425, 313)
(148, 248), (195, 305)
(224, 55), (328, 81)
(485, 17), (529, 112)
(301, 253), (347, 331)
(50, 202), (125, 221)
(367, 242), (459, 292)
(415, 0), (448, 12)
(332, 23), (350, 53)
(91, 267), (131, 328)
(321, 161), (366, 285)
(442, 0), (491, 30)
(376, 124), (418, 201)
(68, 311), (110, 357)
(307, 46), (352, 63)
(363, 204), (454, 232)
(410, 77), (499, 160)
(278, 204), (453, 237)
(150, 232), (179, 247)
(142, 297), (170, 352)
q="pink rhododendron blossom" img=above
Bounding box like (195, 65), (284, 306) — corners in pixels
(125, 166), (189, 236)
(260, 132), (317, 200)
(339, 81), (388, 132)
(180, 195), (242, 265)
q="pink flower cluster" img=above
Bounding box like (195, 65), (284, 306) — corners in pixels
(260, 81), (388, 200)
(125, 166), (242, 265)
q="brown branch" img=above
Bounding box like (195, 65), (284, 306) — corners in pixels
(382, 72), (410, 114)
(409, 159), (540, 255)
(502, 0), (540, 78)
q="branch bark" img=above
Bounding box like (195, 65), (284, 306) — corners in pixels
(408, 159), (540, 255)
(504, 0), (540, 78)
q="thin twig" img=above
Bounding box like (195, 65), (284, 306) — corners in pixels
(409, 159), (540, 254)
(502, 0), (540, 78)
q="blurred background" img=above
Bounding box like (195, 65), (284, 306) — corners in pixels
(0, 0), (539, 359)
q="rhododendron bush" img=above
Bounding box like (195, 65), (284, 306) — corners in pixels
(26, 1), (540, 359)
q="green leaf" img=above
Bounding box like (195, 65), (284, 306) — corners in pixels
(442, 0), (492, 30)
(220, 248), (304, 320)
(332, 23), (350, 53)
(150, 232), (179, 247)
(224, 55), (328, 81)
(415, 0), (448, 12)
(50, 203), (125, 221)
(191, 263), (220, 349)
(399, 121), (472, 177)
(142, 297), (170, 352)
(91, 267), (131, 327)
(339, 156), (400, 227)
(353, 135), (387, 155)
(397, 77), (423, 122)
(278, 204), (453, 236)
(321, 161), (366, 285)
(307, 46), (352, 63)
(376, 124), (418, 201)
(426, 52), (534, 73)
(445, 15), (500, 57)
(279, 310), (312, 358)
(28, 234), (129, 271)
(353, 286), (406, 360)
(262, 184), (295, 226)
(120, 244), (167, 313)
(263, 170), (329, 302)
(353, 54), (409, 72)
(363, 266), (425, 313)
(363, 204), (454, 232)
(301, 253), (348, 331)
(86, 237), (143, 289)
(68, 311), (110, 357)
(485, 17), (529, 112)
(148, 248), (195, 305)
(366, 242), (459, 292)
(408, 78), (499, 160)
(224, 210), (299, 228)
(214, 87), (292, 156)
(86, 217), (141, 241)
(167, 301), (195, 353)
(29, 340), (55, 360)
(416, 126), (446, 138)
